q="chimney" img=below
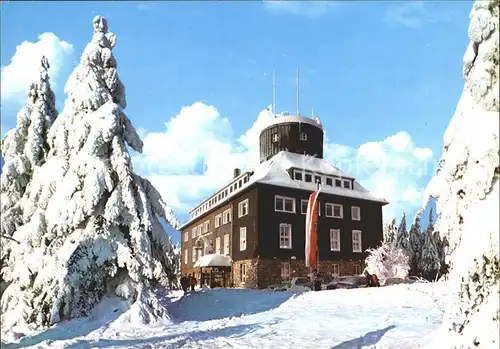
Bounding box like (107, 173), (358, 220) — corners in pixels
(233, 168), (241, 178)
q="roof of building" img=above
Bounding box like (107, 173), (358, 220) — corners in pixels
(261, 114), (323, 131)
(193, 254), (232, 268)
(179, 151), (389, 229)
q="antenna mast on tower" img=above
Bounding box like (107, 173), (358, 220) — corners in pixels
(296, 68), (300, 116)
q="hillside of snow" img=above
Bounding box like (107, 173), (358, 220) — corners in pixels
(1, 283), (449, 349)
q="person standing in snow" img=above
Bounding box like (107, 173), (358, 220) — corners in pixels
(189, 275), (196, 292)
(313, 272), (323, 291)
(180, 275), (188, 294)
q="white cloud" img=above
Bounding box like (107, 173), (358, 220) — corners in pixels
(383, 1), (426, 29)
(1, 32), (74, 106)
(132, 101), (436, 223)
(263, 0), (338, 17)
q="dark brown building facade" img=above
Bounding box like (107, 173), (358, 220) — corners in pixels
(180, 114), (388, 288)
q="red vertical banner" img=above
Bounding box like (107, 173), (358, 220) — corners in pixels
(305, 190), (320, 268)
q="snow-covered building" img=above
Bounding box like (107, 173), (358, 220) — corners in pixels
(180, 113), (388, 288)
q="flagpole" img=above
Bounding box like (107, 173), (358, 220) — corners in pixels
(316, 181), (320, 274)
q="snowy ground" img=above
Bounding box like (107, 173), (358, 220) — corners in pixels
(2, 282), (449, 349)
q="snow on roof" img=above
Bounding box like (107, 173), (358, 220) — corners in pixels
(179, 151), (388, 229)
(193, 254), (232, 268)
(261, 114), (323, 131)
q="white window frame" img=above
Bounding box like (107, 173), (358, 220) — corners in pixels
(215, 237), (221, 255)
(238, 199), (249, 218)
(325, 177), (333, 186)
(332, 264), (340, 277)
(325, 203), (343, 218)
(215, 214), (222, 228)
(203, 220), (210, 233)
(272, 133), (279, 142)
(294, 170), (303, 181)
(192, 246), (196, 262)
(281, 262), (291, 278)
(191, 228), (196, 238)
(354, 264), (361, 275)
(299, 132), (307, 141)
(351, 206), (361, 221)
(224, 234), (230, 255)
(274, 195), (296, 213)
(352, 230), (362, 253)
(343, 180), (352, 189)
(330, 229), (340, 251)
(223, 209), (232, 224)
(197, 224), (203, 236)
(279, 223), (292, 249)
(239, 227), (247, 251)
(184, 249), (188, 264)
(184, 232), (188, 242)
(301, 199), (308, 215)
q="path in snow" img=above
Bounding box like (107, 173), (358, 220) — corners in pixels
(3, 282), (448, 349)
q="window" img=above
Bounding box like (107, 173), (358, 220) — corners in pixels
(351, 206), (361, 221)
(215, 214), (222, 228)
(305, 174), (312, 182)
(343, 180), (351, 189)
(215, 237), (221, 255)
(272, 134), (279, 142)
(332, 264), (340, 277)
(294, 171), (303, 181)
(203, 221), (210, 233)
(197, 224), (203, 236)
(184, 249), (188, 264)
(325, 203), (343, 218)
(240, 227), (247, 251)
(281, 262), (291, 278)
(330, 229), (340, 251)
(352, 230), (362, 252)
(192, 246), (196, 262)
(184, 232), (188, 242)
(326, 177), (333, 186)
(191, 228), (196, 238)
(353, 264), (361, 275)
(224, 234), (229, 255)
(315, 176), (322, 184)
(275, 196), (296, 213)
(301, 199), (308, 215)
(240, 264), (247, 283)
(223, 209), (232, 224)
(300, 132), (308, 141)
(279, 223), (292, 249)
(335, 179), (342, 187)
(238, 199), (249, 217)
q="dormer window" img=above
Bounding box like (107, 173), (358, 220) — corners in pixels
(343, 180), (351, 189)
(305, 174), (312, 183)
(294, 171), (303, 181)
(272, 134), (279, 142)
(335, 179), (342, 187)
(315, 176), (322, 184)
(326, 177), (333, 186)
(300, 132), (307, 141)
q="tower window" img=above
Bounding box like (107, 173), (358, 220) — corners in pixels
(300, 132), (307, 141)
(272, 134), (279, 142)
(305, 174), (312, 182)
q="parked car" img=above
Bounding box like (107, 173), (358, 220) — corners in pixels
(325, 276), (367, 290)
(267, 277), (314, 292)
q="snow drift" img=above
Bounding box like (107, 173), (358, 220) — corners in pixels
(1, 15), (180, 335)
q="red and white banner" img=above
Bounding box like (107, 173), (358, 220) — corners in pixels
(305, 189), (321, 268)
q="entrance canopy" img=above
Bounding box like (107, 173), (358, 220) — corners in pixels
(193, 254), (232, 268)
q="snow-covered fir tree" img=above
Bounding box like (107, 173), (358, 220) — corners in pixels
(1, 16), (180, 333)
(419, 208), (440, 281)
(395, 212), (409, 253)
(383, 218), (397, 244)
(408, 210), (423, 276)
(423, 0), (499, 347)
(0, 56), (58, 241)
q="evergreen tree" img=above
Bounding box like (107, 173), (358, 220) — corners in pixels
(0, 56), (58, 240)
(408, 210), (423, 276)
(419, 208), (440, 280)
(383, 218), (397, 244)
(395, 212), (409, 253)
(1, 16), (179, 332)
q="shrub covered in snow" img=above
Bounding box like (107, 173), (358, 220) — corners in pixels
(364, 239), (410, 282)
(0, 16), (180, 333)
(423, 0), (499, 347)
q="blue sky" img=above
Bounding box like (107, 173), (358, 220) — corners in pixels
(1, 1), (471, 243)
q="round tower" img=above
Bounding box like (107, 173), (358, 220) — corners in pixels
(259, 112), (324, 163)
